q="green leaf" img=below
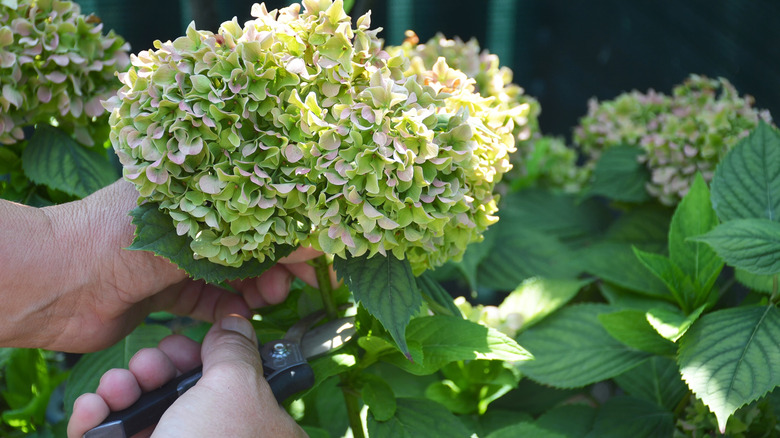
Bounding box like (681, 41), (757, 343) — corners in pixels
(366, 398), (471, 438)
(499, 188), (612, 241)
(516, 304), (650, 388)
(585, 395), (674, 438)
(692, 218), (780, 275)
(632, 247), (690, 309)
(585, 145), (651, 203)
(416, 272), (460, 317)
(598, 309), (677, 356)
(535, 404), (596, 438)
(614, 356), (688, 411)
(383, 315), (531, 375)
(668, 173), (723, 299)
(486, 422), (566, 438)
(334, 252), (420, 357)
(129, 203), (292, 283)
(361, 376), (396, 421)
(21, 125), (117, 198)
(580, 242), (671, 299)
(678, 305), (780, 432)
(711, 121), (780, 222)
(64, 324), (171, 419)
(0, 349), (66, 430)
(0, 146), (20, 174)
(499, 277), (590, 332)
(477, 228), (581, 291)
(646, 305), (705, 342)
(735, 269), (776, 294)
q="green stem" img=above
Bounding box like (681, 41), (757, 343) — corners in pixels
(341, 376), (365, 438)
(313, 255), (338, 320)
(311, 255), (364, 437)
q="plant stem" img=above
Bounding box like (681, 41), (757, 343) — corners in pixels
(312, 255), (338, 320)
(341, 379), (365, 438)
(311, 255), (364, 437)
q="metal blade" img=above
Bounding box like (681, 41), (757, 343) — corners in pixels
(299, 317), (356, 360)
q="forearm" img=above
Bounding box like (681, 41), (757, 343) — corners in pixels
(0, 180), (178, 350)
(0, 195), (86, 347)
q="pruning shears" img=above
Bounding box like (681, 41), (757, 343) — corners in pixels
(84, 311), (356, 438)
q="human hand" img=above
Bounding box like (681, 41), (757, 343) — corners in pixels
(67, 314), (307, 438)
(0, 179), (336, 352)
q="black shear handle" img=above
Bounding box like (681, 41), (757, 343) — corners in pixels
(84, 363), (314, 438)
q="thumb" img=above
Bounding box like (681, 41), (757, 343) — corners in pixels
(200, 315), (262, 376)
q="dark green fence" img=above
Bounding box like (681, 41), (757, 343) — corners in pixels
(75, 0), (780, 138)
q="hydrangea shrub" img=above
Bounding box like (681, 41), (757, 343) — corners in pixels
(0, 0), (130, 145)
(108, 0), (517, 274)
(574, 74), (773, 205)
(389, 32), (584, 192)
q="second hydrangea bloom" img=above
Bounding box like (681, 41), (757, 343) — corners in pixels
(108, 0), (516, 274)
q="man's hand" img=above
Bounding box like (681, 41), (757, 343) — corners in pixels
(67, 315), (307, 438)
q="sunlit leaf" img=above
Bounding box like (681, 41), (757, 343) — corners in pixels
(710, 121), (780, 222)
(334, 253), (420, 357)
(367, 398), (471, 438)
(598, 309), (677, 356)
(692, 218), (780, 275)
(678, 305), (780, 432)
(517, 304), (650, 388)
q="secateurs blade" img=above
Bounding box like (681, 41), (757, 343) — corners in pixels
(83, 311), (356, 438)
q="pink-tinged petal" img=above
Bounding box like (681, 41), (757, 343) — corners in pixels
(253, 165), (269, 179)
(272, 183), (296, 194)
(295, 167), (310, 175)
(0, 52), (15, 68)
(167, 149), (186, 165)
(396, 166), (413, 182)
(284, 143), (303, 163)
(377, 217), (399, 230)
(199, 174), (223, 194)
(364, 230), (382, 244)
(176, 221), (190, 236)
(340, 229), (356, 248)
(50, 54), (69, 66)
(286, 57), (306, 75)
(361, 106), (375, 123)
(362, 202), (382, 219)
(46, 71), (67, 84)
(324, 172), (347, 185)
(84, 96), (104, 117)
(146, 162), (169, 184)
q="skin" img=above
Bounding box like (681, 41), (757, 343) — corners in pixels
(0, 179), (333, 436)
(0, 179), (323, 352)
(67, 315), (307, 438)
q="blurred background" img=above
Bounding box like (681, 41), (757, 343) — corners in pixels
(74, 0), (780, 137)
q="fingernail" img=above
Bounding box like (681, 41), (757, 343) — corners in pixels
(220, 315), (256, 342)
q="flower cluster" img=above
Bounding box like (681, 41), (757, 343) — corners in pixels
(389, 32), (583, 192)
(108, 0), (516, 273)
(0, 0), (130, 145)
(574, 74), (773, 205)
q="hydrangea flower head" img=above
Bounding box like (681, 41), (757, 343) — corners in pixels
(575, 75), (773, 205)
(108, 1), (516, 273)
(389, 32), (584, 192)
(0, 0), (129, 145)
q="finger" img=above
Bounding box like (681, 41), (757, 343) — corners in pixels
(278, 246), (322, 264)
(239, 264), (293, 308)
(156, 280), (252, 322)
(157, 334), (202, 373)
(128, 348), (178, 392)
(200, 315), (262, 377)
(67, 393), (110, 438)
(284, 261), (340, 289)
(95, 368), (143, 411)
